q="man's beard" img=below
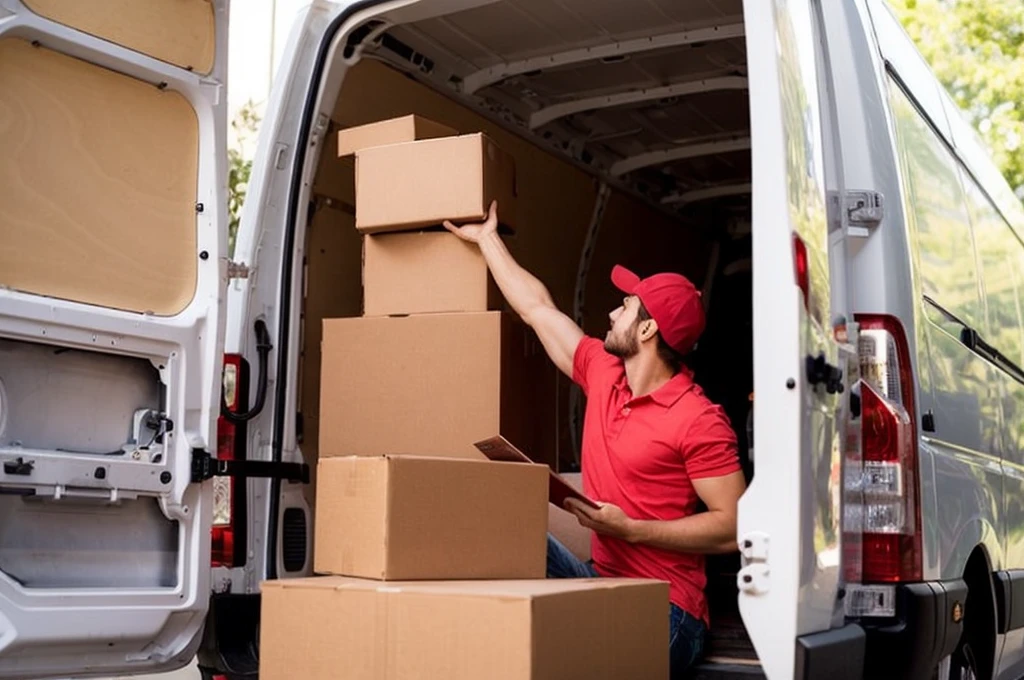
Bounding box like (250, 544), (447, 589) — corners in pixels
(604, 328), (639, 358)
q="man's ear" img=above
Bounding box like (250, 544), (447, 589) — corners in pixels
(639, 318), (659, 343)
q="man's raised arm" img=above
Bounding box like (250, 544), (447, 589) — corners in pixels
(444, 201), (583, 377)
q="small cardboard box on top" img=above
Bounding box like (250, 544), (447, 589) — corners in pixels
(362, 230), (502, 316)
(260, 576), (670, 680)
(336, 114), (457, 157)
(313, 455), (548, 580)
(354, 132), (518, 234)
(314, 114), (458, 206)
(318, 311), (556, 464)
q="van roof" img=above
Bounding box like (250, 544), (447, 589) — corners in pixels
(372, 0), (751, 217)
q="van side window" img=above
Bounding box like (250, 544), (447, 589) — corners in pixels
(887, 77), (983, 334)
(964, 174), (1024, 368)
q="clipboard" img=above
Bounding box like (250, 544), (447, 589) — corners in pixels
(473, 435), (600, 510)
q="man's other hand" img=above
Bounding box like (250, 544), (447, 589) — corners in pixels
(565, 498), (637, 542)
(444, 199), (499, 243)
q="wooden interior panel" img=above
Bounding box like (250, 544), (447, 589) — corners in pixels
(23, 0), (216, 74)
(299, 204), (363, 509)
(310, 60), (712, 469)
(0, 39), (200, 315)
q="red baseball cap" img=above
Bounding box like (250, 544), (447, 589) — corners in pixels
(611, 265), (705, 354)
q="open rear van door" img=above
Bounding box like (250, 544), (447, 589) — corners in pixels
(0, 1), (230, 676)
(738, 0), (854, 677)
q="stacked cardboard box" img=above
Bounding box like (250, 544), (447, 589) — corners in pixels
(260, 116), (670, 679)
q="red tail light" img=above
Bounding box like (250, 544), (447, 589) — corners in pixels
(212, 353), (242, 568)
(793, 233), (810, 309)
(849, 314), (922, 583)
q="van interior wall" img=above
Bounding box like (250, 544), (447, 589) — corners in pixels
(301, 59), (716, 496)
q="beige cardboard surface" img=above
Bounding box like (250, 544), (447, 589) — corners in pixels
(547, 472), (592, 562)
(362, 231), (501, 316)
(314, 456), (548, 580)
(260, 576), (670, 680)
(355, 133), (517, 233)
(326, 61), (713, 470)
(23, 0), (215, 73)
(319, 312), (556, 463)
(337, 114), (456, 157)
(0, 39), (199, 315)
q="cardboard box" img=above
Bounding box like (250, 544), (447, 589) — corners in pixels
(362, 231), (502, 316)
(314, 455), (548, 580)
(260, 576), (670, 680)
(336, 114), (457, 157)
(355, 133), (517, 234)
(547, 472), (592, 562)
(319, 312), (556, 462)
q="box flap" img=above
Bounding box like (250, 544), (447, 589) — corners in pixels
(337, 113), (457, 156)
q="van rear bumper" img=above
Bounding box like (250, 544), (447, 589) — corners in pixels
(859, 579), (968, 680)
(794, 622), (865, 680)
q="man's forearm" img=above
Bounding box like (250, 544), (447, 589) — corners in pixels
(627, 511), (737, 554)
(477, 231), (554, 323)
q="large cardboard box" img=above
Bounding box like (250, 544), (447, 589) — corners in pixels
(355, 133), (517, 233)
(336, 114), (457, 157)
(314, 455), (548, 580)
(362, 231), (501, 316)
(319, 312), (556, 463)
(260, 576), (670, 680)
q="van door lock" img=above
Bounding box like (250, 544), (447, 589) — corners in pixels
(190, 449), (309, 484)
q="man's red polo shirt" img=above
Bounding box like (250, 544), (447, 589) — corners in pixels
(573, 336), (741, 625)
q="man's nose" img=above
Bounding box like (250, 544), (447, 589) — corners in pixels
(609, 307), (622, 322)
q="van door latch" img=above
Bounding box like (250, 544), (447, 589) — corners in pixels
(190, 449), (309, 484)
(226, 261), (250, 279)
(845, 190), (884, 228)
(806, 353), (844, 394)
(3, 457), (34, 476)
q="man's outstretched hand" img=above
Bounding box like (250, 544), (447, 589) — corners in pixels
(564, 498), (637, 543)
(443, 199), (498, 243)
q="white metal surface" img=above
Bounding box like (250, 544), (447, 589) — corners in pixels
(610, 137), (750, 176)
(662, 182), (752, 204)
(736, 0), (842, 677)
(529, 75), (749, 129)
(461, 22), (745, 95)
(0, 0), (229, 677)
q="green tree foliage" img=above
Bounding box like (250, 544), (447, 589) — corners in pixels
(227, 101), (261, 256)
(890, 0), (1024, 198)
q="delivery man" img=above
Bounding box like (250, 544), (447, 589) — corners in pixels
(445, 201), (746, 677)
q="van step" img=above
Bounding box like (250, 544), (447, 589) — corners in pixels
(687, 659), (766, 680)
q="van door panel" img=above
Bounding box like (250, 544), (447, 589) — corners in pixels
(738, 0), (844, 677)
(0, 38), (200, 315)
(22, 0), (217, 73)
(0, 4), (228, 678)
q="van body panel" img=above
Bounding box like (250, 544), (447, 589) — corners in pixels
(737, 0), (844, 677)
(0, 1), (230, 678)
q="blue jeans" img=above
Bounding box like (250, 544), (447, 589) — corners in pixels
(547, 534), (705, 677)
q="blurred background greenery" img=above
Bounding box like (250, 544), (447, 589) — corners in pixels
(890, 0), (1024, 198)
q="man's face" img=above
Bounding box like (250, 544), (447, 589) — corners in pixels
(604, 295), (642, 358)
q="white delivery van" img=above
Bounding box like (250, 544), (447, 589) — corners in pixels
(2, 0), (1023, 678)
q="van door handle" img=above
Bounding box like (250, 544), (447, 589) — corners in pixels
(806, 353), (844, 394)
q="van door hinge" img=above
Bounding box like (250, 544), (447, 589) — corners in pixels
(845, 190), (884, 235)
(737, 531), (770, 595)
(226, 261), (250, 279)
(190, 449), (309, 484)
